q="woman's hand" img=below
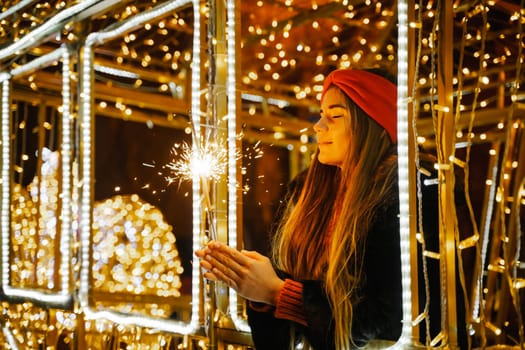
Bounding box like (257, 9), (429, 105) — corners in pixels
(195, 241), (284, 305)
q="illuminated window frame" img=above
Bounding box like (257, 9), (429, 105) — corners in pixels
(78, 0), (204, 335)
(0, 47), (74, 308)
(224, 0), (415, 340)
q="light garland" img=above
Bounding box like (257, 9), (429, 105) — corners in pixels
(1, 47), (72, 307)
(79, 0), (203, 335)
(60, 47), (73, 296)
(225, 0), (251, 333)
(0, 0), (121, 61)
(390, 0), (413, 348)
(92, 194), (183, 316)
(410, 1), (525, 348)
(190, 0), (203, 330)
(0, 0), (523, 348)
(1, 80), (11, 292)
(0, 0), (38, 22)
(8, 148), (187, 314)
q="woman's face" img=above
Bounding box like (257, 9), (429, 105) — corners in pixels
(314, 87), (351, 168)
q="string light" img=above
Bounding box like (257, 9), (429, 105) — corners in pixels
(0, 0), (121, 60)
(92, 194), (183, 302)
(0, 0), (522, 348)
(391, 0), (413, 348)
(1, 47), (72, 307)
(79, 0), (202, 336)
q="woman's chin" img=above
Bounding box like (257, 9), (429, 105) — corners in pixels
(317, 156), (340, 167)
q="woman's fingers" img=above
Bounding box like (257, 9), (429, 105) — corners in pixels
(197, 242), (260, 292)
(199, 259), (213, 271)
(198, 246), (239, 286)
(204, 243), (255, 291)
(210, 266), (238, 289)
(202, 271), (217, 281)
(205, 250), (243, 283)
(207, 242), (249, 276)
(211, 242), (248, 263)
(194, 248), (206, 258)
(200, 257), (224, 283)
(196, 242), (284, 304)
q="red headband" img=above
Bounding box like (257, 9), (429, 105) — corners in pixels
(321, 69), (397, 143)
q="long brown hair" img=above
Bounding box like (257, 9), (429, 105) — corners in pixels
(272, 91), (398, 349)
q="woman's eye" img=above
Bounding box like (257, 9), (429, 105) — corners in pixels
(332, 115), (343, 119)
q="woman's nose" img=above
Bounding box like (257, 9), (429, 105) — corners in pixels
(313, 117), (327, 133)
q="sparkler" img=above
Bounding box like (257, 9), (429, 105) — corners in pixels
(165, 136), (229, 242)
(164, 126), (231, 349)
(165, 141), (228, 185)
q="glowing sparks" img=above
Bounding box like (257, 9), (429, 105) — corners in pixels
(165, 141), (228, 184)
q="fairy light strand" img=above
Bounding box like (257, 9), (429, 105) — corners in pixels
(0, 0), (523, 348)
(1, 47), (72, 307)
(411, 0), (435, 345)
(225, 0), (251, 333)
(0, 0), (38, 22)
(454, 3), (487, 332)
(500, 0), (525, 343)
(79, 0), (202, 335)
(60, 47), (73, 296)
(391, 0), (413, 347)
(0, 0), (121, 61)
(1, 80), (11, 291)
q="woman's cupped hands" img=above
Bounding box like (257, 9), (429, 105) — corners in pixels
(195, 241), (284, 305)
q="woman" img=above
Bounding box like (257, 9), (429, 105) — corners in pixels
(196, 68), (402, 349)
